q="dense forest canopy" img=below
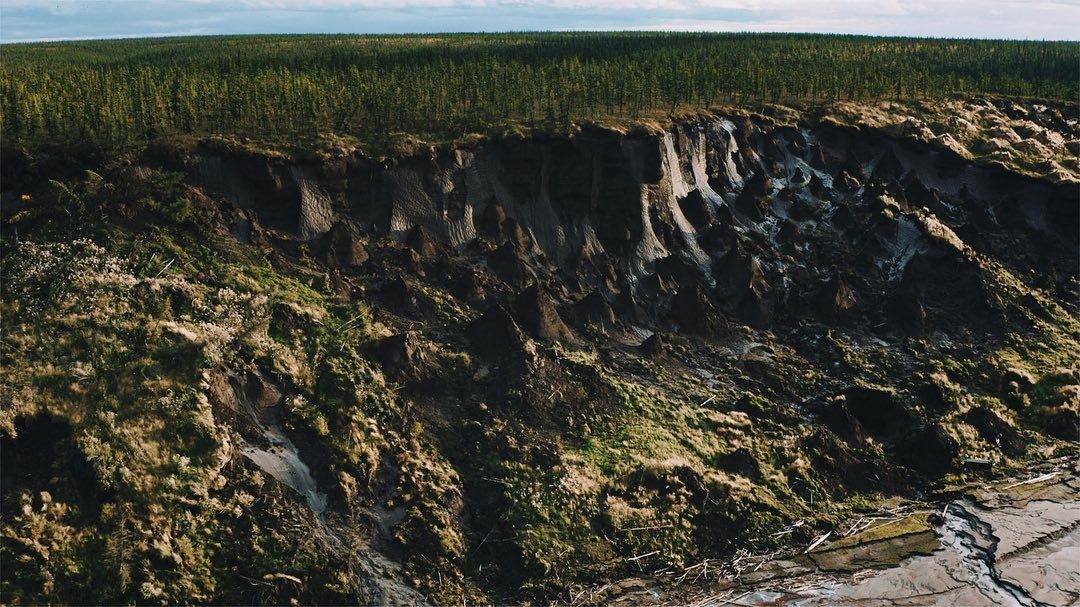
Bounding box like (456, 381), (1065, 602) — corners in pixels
(2, 32), (1078, 149)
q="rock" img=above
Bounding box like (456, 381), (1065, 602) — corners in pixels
(714, 245), (753, 298)
(987, 127), (1022, 145)
(612, 287), (647, 325)
(814, 273), (858, 324)
(378, 277), (419, 315)
(819, 398), (870, 446)
(934, 133), (970, 158)
(1003, 102), (1030, 120)
(399, 248), (426, 277)
(406, 224), (442, 258)
(870, 194), (902, 217)
(712, 248), (773, 327)
(327, 269), (353, 299)
(915, 375), (959, 415)
(777, 219), (800, 242)
(895, 424), (958, 477)
(655, 255), (702, 290)
(1001, 367), (1036, 393)
(1040, 406), (1079, 441)
(448, 268), (488, 307)
(318, 221), (369, 267)
(872, 149), (905, 183)
(477, 202), (507, 241)
(743, 170), (773, 197)
(670, 284), (725, 336)
(961, 457), (993, 471)
(734, 171), (773, 221)
(1014, 138), (1051, 159)
(512, 284), (574, 343)
(487, 242), (535, 288)
(914, 213), (964, 253)
(963, 406), (1026, 457)
(839, 386), (917, 442)
(571, 290), (617, 331)
(842, 147), (869, 179)
(734, 192), (769, 222)
(898, 116), (934, 141)
(830, 204), (856, 230)
(886, 281), (926, 336)
(836, 170), (861, 190)
(466, 305), (535, 359)
(981, 138), (1017, 159)
(807, 144), (829, 170)
(717, 447), (763, 481)
(374, 332), (428, 381)
(268, 301), (323, 336)
(639, 332), (665, 357)
(639, 271), (673, 299)
(789, 197), (822, 221)
(234, 216), (254, 244)
(501, 218), (535, 252)
(737, 282), (772, 328)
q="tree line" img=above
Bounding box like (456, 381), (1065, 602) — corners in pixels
(2, 32), (1077, 149)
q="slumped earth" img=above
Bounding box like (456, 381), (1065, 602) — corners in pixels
(1, 97), (1078, 605)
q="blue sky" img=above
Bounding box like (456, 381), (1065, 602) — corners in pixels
(2, 0), (1078, 43)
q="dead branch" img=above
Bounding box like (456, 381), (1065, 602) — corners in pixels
(804, 531), (832, 554)
(1004, 471), (1059, 489)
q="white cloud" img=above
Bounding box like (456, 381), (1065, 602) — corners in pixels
(2, 0), (1078, 41)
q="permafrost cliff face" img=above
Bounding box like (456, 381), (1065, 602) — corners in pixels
(169, 109), (1078, 602)
(185, 113), (1077, 338)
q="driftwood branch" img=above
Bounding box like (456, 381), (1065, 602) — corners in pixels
(804, 531), (832, 553)
(626, 550), (659, 562)
(1004, 471), (1059, 489)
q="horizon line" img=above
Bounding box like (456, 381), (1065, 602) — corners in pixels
(4, 29), (1077, 45)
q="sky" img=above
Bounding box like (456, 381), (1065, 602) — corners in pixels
(1, 0), (1078, 43)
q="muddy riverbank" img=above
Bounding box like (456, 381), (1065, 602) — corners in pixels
(596, 460), (1079, 606)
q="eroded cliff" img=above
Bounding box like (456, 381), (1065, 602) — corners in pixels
(2, 97), (1077, 605)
